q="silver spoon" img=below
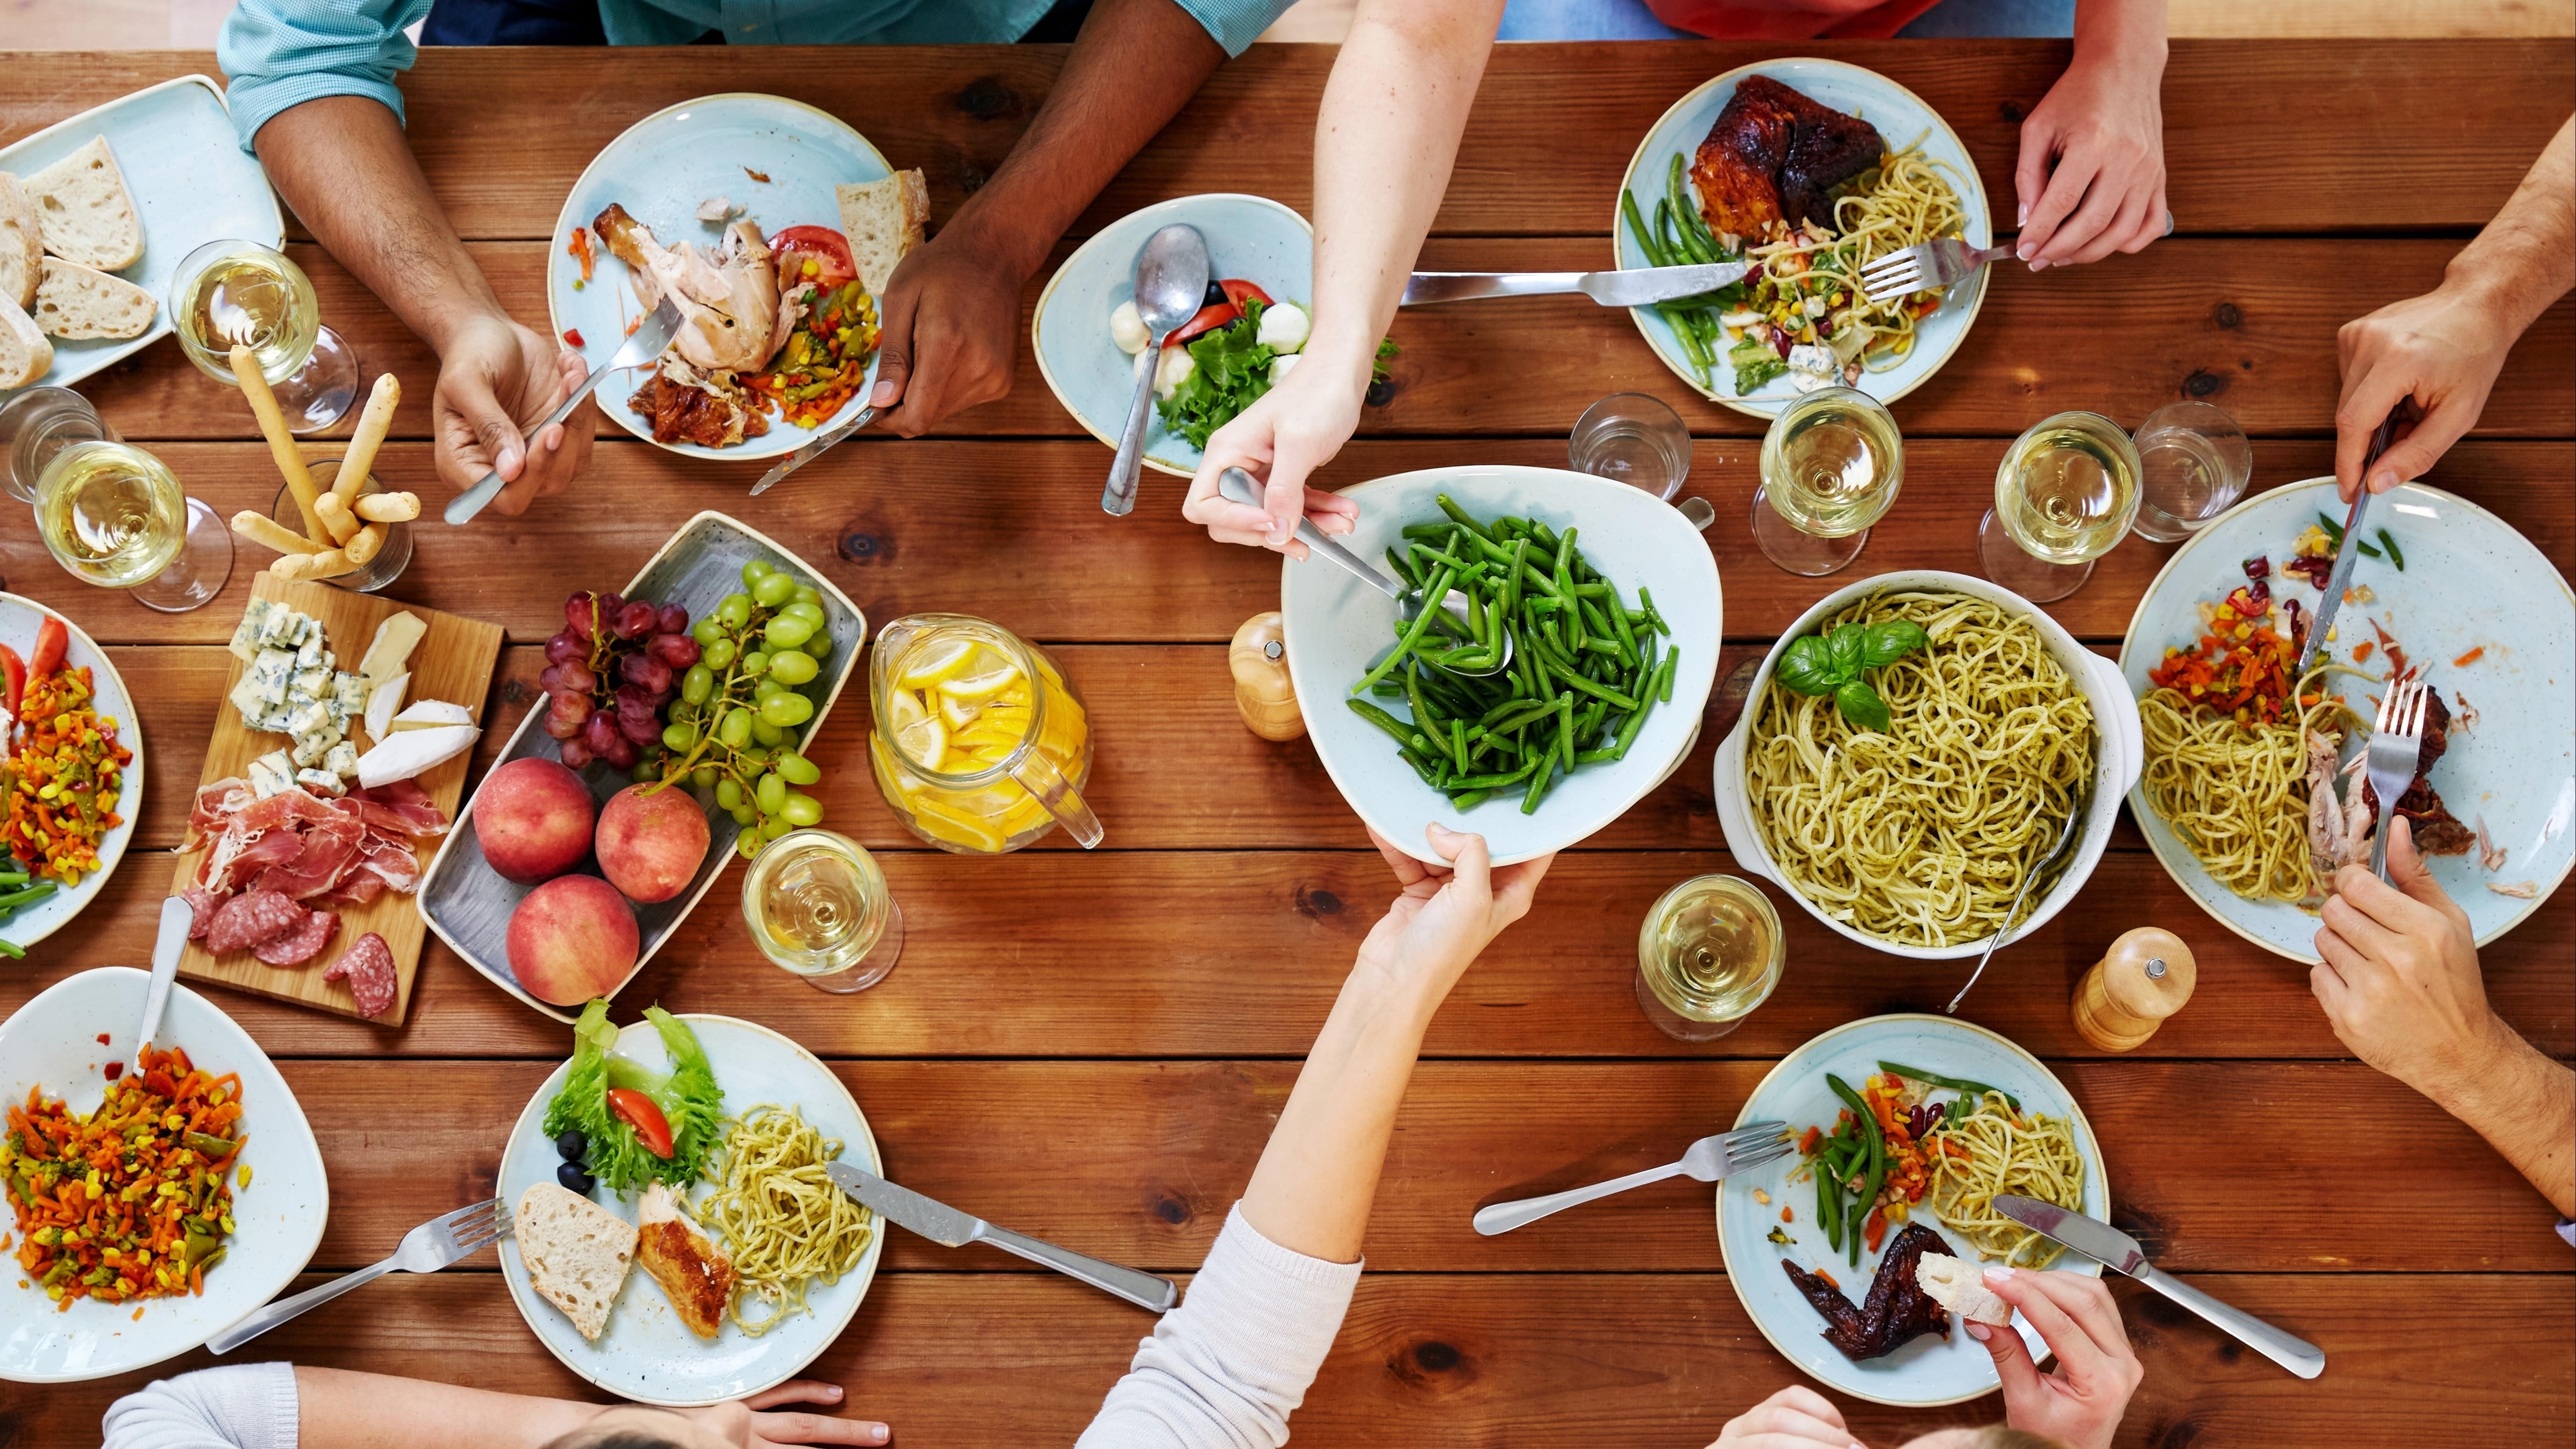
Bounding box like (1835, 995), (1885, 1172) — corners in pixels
(1215, 467), (1512, 677)
(1101, 225), (1211, 519)
(130, 896), (195, 1065)
(1947, 779), (2092, 1014)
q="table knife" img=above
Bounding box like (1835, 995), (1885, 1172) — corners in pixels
(751, 405), (873, 496)
(2292, 408), (2404, 679)
(1401, 261), (1748, 308)
(1993, 1194), (2324, 1379)
(824, 1161), (1177, 1313)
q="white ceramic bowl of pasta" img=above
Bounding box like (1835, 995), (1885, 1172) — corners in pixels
(1710, 571), (2143, 961)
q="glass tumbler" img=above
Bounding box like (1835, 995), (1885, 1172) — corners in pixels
(269, 461), (415, 592)
(2129, 400), (2252, 542)
(1569, 393), (1691, 501)
(1, 387), (232, 612)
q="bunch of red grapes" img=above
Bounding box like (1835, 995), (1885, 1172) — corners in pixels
(540, 591), (702, 771)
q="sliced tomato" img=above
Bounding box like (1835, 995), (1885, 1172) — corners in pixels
(28, 617), (66, 682)
(1218, 279), (1274, 308)
(770, 224), (857, 289)
(606, 1087), (675, 1158)
(0, 645), (22, 718)
(1163, 300), (1240, 350)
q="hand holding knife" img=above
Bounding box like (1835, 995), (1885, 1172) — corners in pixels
(2294, 407), (2406, 680)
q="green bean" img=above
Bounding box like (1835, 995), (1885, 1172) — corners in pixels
(1816, 1157), (1842, 1252)
(2377, 528), (2405, 571)
(1877, 1061), (2020, 1112)
(1448, 789), (1493, 811)
(1384, 546), (1422, 590)
(1827, 1074), (1883, 1265)
(1620, 189), (1670, 267)
(1638, 587), (1668, 636)
(1352, 565), (1456, 693)
(1520, 757), (1561, 815)
(1555, 694), (1577, 773)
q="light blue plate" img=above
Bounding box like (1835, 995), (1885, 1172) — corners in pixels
(1613, 59), (1991, 419)
(0, 76), (282, 396)
(1721, 1015), (2109, 1408)
(0, 593), (140, 952)
(548, 94), (890, 462)
(1032, 193), (1313, 479)
(2120, 476), (2576, 962)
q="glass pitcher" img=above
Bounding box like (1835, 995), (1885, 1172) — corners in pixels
(868, 613), (1101, 854)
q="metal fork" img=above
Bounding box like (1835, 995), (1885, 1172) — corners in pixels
(209, 1198), (508, 1354)
(2364, 668), (2430, 881)
(1859, 239), (2016, 305)
(1471, 1122), (1793, 1236)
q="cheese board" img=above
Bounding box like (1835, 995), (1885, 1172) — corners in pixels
(168, 573), (501, 1024)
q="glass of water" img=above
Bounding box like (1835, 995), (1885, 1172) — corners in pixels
(2129, 401), (2252, 542)
(1569, 393), (1690, 500)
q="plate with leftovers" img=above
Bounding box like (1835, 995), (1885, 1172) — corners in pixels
(549, 93), (923, 460)
(1711, 572), (2141, 960)
(1281, 465), (1720, 866)
(1615, 59), (1991, 417)
(0, 76), (283, 394)
(1719, 1014), (2108, 1408)
(496, 1004), (884, 1406)
(1033, 192), (1315, 478)
(0, 966), (328, 1383)
(0, 593), (142, 953)
(2121, 476), (2575, 962)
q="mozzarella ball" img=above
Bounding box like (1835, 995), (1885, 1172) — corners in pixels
(1109, 299), (1149, 355)
(1270, 352), (1301, 385)
(1255, 301), (1310, 354)
(1155, 345), (1196, 400)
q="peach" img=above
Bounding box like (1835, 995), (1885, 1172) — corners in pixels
(508, 875), (639, 1006)
(595, 784), (710, 904)
(475, 757), (596, 883)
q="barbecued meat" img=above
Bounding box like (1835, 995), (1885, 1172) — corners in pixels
(1691, 75), (1886, 238)
(2357, 690), (2473, 856)
(629, 371), (770, 449)
(1780, 1222), (1956, 1361)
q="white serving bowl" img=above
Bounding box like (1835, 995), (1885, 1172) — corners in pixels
(1709, 570), (2143, 960)
(1283, 465), (1722, 867)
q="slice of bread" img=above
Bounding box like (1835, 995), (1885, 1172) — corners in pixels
(25, 136), (143, 272)
(0, 291), (54, 389)
(32, 257), (156, 340)
(835, 168), (928, 296)
(0, 173), (40, 308)
(516, 1182), (637, 1342)
(1915, 1251), (2014, 1327)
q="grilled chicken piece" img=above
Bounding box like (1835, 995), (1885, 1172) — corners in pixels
(1690, 75), (1886, 239)
(635, 1183), (736, 1340)
(2304, 729), (2346, 882)
(1780, 1222), (1955, 1362)
(593, 203), (779, 374)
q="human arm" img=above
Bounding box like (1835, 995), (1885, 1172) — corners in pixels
(2332, 114), (2576, 501)
(1967, 1268), (2144, 1449)
(1706, 1384), (1859, 1448)
(2311, 816), (2576, 1217)
(869, 0), (1236, 435)
(2012, 0), (2169, 271)
(1182, 0), (1506, 554)
(248, 96), (589, 516)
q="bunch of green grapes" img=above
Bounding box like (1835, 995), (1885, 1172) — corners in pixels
(648, 559), (833, 859)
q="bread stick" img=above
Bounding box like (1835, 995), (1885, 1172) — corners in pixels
(229, 343), (328, 545)
(269, 552), (320, 582)
(232, 509), (322, 557)
(353, 491), (421, 523)
(346, 521), (386, 565)
(298, 547), (361, 581)
(337, 373), (400, 508)
(314, 490), (360, 546)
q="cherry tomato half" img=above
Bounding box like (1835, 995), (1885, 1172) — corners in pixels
(605, 1087), (675, 1158)
(1218, 278), (1274, 308)
(28, 617), (66, 682)
(770, 224), (857, 290)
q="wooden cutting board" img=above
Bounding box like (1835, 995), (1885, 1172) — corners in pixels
(169, 572), (502, 1025)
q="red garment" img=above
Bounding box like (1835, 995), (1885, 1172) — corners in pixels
(1647, 0), (1945, 40)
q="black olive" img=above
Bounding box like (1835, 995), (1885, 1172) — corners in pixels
(555, 1129), (586, 1161)
(556, 1160), (596, 1194)
(1202, 280), (1227, 308)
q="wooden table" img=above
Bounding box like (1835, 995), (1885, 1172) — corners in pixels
(5, 41), (2571, 1447)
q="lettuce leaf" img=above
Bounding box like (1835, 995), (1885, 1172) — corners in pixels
(1729, 334), (1787, 395)
(1156, 298), (1279, 450)
(539, 999), (725, 1195)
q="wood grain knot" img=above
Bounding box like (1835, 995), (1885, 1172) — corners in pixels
(1998, 100), (2025, 124)
(958, 162), (992, 195)
(1151, 1194), (1192, 1225)
(502, 679), (529, 706)
(1411, 1341), (1461, 1373)
(1365, 375), (1399, 409)
(956, 77), (1019, 119)
(2212, 302), (2242, 330)
(838, 531), (884, 564)
(2153, 1417), (2204, 1449)
(2182, 369), (2226, 399)
(1295, 887), (1344, 918)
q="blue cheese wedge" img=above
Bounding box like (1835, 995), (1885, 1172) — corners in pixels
(291, 726), (339, 768)
(332, 672), (367, 720)
(284, 697), (333, 741)
(228, 599), (274, 662)
(296, 767), (346, 797)
(324, 739), (359, 779)
(248, 749), (296, 799)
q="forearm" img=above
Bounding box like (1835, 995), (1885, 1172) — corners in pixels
(252, 96), (505, 354)
(940, 0), (1225, 281)
(293, 1367), (600, 1447)
(2071, 0), (2168, 71)
(1301, 0), (1503, 396)
(2444, 114), (2576, 337)
(1237, 969), (1446, 1263)
(2425, 1026), (2576, 1219)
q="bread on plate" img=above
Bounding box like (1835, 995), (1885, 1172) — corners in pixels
(0, 292), (53, 389)
(1915, 1251), (2014, 1327)
(516, 1182), (637, 1342)
(24, 135), (143, 272)
(32, 256), (156, 340)
(835, 169), (928, 296)
(0, 172), (40, 308)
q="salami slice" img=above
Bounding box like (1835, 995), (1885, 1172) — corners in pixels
(181, 886), (224, 941)
(324, 932), (398, 1018)
(253, 908), (338, 968)
(204, 889), (304, 955)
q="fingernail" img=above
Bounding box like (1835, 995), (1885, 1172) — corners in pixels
(497, 447), (521, 477)
(2016, 202), (2029, 227)
(2028, 259), (2048, 273)
(1965, 1321), (1992, 1341)
(870, 381), (897, 406)
(825, 1385), (843, 1399)
(546, 429), (563, 453)
(2015, 240), (2033, 260)
(869, 1428), (888, 1445)
(2369, 467), (2398, 493)
(1984, 1265), (2015, 1281)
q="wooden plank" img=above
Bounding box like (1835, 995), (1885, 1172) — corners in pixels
(6, 439), (2568, 650)
(8, 1270), (2566, 1448)
(169, 575), (500, 1023)
(11, 850), (2569, 1061)
(10, 44), (2567, 238)
(2168, 0), (2576, 39)
(72, 238), (2576, 443)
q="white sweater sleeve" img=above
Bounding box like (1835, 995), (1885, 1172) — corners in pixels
(101, 1362), (300, 1449)
(1075, 1203), (1362, 1449)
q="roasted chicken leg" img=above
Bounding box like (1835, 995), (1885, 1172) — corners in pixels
(593, 203), (779, 374)
(1691, 75), (1886, 239)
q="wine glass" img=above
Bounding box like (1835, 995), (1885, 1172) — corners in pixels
(1979, 411), (2143, 603)
(0, 388), (233, 613)
(1752, 386), (1902, 576)
(2130, 400), (2252, 542)
(169, 238), (360, 433)
(741, 828), (904, 993)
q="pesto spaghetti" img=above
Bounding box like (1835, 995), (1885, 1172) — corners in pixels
(700, 1106), (875, 1337)
(1925, 1092), (2087, 1270)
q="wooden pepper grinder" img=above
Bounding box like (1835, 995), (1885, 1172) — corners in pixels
(2070, 927), (2197, 1052)
(1230, 612), (1305, 741)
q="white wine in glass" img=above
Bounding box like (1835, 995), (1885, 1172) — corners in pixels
(1980, 411), (2141, 603)
(1, 388), (233, 613)
(1753, 385), (1902, 576)
(170, 239), (358, 432)
(741, 828), (904, 993)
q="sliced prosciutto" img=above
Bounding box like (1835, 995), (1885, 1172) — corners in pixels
(183, 778), (448, 957)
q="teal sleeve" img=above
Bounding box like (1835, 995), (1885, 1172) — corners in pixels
(1170, 0), (1300, 55)
(216, 0), (435, 151)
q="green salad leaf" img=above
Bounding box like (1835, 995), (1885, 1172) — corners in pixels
(541, 999), (726, 1195)
(1157, 297), (1280, 450)
(1728, 334), (1786, 395)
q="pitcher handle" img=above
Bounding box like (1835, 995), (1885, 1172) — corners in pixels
(1010, 747), (1104, 849)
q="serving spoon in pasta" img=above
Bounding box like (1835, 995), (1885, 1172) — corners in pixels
(1947, 777), (2090, 1014)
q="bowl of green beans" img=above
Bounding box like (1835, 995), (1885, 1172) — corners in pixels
(1280, 465), (1721, 867)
